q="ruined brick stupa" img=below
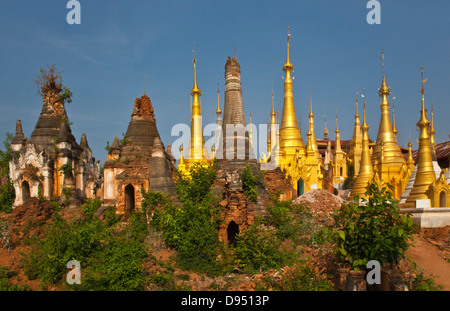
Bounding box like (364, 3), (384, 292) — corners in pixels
(102, 93), (176, 215)
(215, 56), (268, 246)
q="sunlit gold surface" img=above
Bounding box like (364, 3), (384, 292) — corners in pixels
(348, 98), (362, 176)
(182, 55), (209, 173)
(371, 51), (407, 198)
(351, 101), (374, 199)
(405, 68), (437, 207)
(278, 31), (305, 165)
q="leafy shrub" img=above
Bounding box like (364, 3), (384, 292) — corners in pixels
(257, 261), (333, 291)
(241, 165), (259, 202)
(333, 181), (418, 270)
(21, 214), (106, 284)
(232, 218), (289, 273)
(408, 272), (443, 291)
(104, 205), (120, 226)
(0, 266), (29, 291)
(0, 133), (15, 213)
(80, 199), (102, 219)
(264, 200), (321, 246)
(144, 161), (223, 275)
(0, 180), (14, 214)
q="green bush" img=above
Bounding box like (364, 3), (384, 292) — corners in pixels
(257, 261), (333, 291)
(144, 161), (224, 275)
(241, 165), (259, 202)
(0, 180), (14, 214)
(22, 214), (106, 284)
(0, 133), (15, 214)
(22, 211), (150, 290)
(333, 181), (418, 270)
(0, 266), (29, 291)
(233, 218), (289, 273)
(80, 199), (102, 219)
(264, 200), (321, 246)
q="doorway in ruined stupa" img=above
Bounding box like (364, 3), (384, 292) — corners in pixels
(227, 221), (239, 246)
(297, 178), (304, 196)
(22, 180), (30, 204)
(124, 184), (135, 215)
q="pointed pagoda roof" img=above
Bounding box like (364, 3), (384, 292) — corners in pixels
(123, 94), (160, 149)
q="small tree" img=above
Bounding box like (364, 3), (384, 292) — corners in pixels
(33, 64), (72, 104)
(333, 181), (418, 270)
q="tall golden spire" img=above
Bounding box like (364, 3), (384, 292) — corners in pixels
(270, 89), (277, 125)
(306, 93), (320, 160)
(405, 67), (436, 208)
(348, 94), (363, 176)
(185, 44), (208, 167)
(216, 75), (222, 125)
(371, 50), (406, 197)
(334, 110), (343, 154)
(430, 104), (436, 153)
(178, 134), (186, 172)
(392, 97), (398, 138)
(351, 100), (374, 199)
(323, 114), (329, 140)
(406, 129), (415, 168)
(279, 25), (306, 161)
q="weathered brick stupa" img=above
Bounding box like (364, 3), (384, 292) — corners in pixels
(102, 93), (176, 216)
(9, 81), (101, 207)
(214, 56), (269, 246)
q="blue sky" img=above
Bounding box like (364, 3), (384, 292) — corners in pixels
(0, 0), (448, 164)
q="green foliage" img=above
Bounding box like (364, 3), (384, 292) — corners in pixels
(241, 165), (259, 202)
(104, 141), (112, 154)
(21, 211), (150, 290)
(256, 261), (334, 291)
(22, 213), (106, 284)
(144, 161), (224, 275)
(0, 180), (15, 214)
(232, 218), (289, 273)
(0, 132), (13, 177)
(0, 133), (15, 213)
(176, 161), (218, 203)
(104, 205), (120, 227)
(333, 181), (418, 270)
(80, 199), (102, 219)
(58, 163), (73, 178)
(409, 272), (443, 291)
(0, 266), (29, 291)
(264, 200), (322, 246)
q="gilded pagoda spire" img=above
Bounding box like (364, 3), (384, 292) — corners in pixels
(406, 129), (415, 168)
(392, 97), (398, 138)
(371, 50), (406, 198)
(268, 90), (277, 153)
(351, 100), (374, 199)
(430, 104), (436, 153)
(216, 76), (222, 126)
(323, 114), (329, 140)
(306, 93), (320, 160)
(348, 95), (363, 176)
(279, 25), (305, 161)
(185, 45), (208, 166)
(334, 111), (343, 154)
(405, 67), (436, 208)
